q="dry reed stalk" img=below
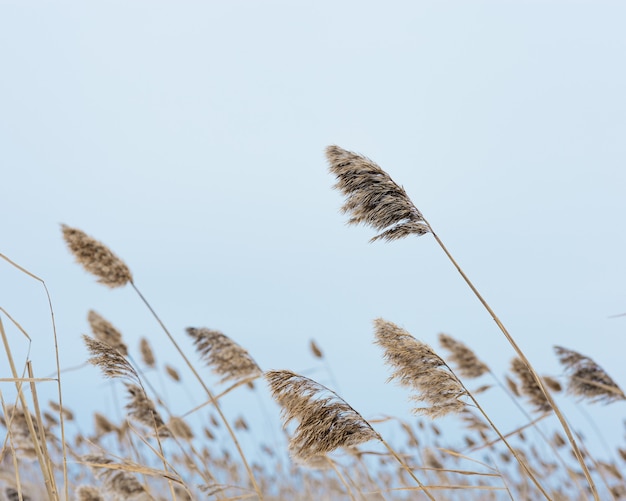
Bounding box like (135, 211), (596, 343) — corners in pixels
(0, 318), (58, 501)
(47, 401), (74, 421)
(264, 370), (436, 500)
(186, 327), (262, 384)
(139, 338), (156, 368)
(62, 226), (263, 499)
(374, 319), (551, 499)
(87, 310), (128, 356)
(82, 455), (149, 500)
(0, 255), (69, 500)
(326, 144), (597, 499)
(374, 319), (467, 418)
(438, 333), (489, 379)
(554, 346), (626, 404)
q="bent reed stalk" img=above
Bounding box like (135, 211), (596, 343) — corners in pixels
(326, 145), (598, 500)
(61, 224), (264, 500)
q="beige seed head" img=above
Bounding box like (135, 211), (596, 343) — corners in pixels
(139, 337), (155, 368)
(61, 224), (132, 288)
(186, 327), (262, 383)
(76, 485), (105, 501)
(168, 416), (194, 440)
(125, 384), (170, 437)
(165, 364), (181, 382)
(88, 310), (128, 356)
(554, 345), (625, 404)
(326, 145), (430, 242)
(82, 455), (147, 499)
(265, 369), (380, 464)
(510, 358), (551, 413)
(438, 333), (490, 379)
(374, 319), (467, 418)
(83, 335), (139, 383)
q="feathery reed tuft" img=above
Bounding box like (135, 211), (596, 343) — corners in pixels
(1, 405), (38, 460)
(76, 485), (105, 501)
(374, 319), (466, 417)
(264, 369), (380, 464)
(167, 416), (194, 440)
(438, 333), (489, 379)
(82, 455), (148, 500)
(139, 338), (155, 368)
(325, 145), (430, 242)
(125, 384), (169, 437)
(186, 327), (262, 383)
(554, 346), (626, 404)
(309, 339), (323, 359)
(61, 225), (132, 287)
(83, 335), (139, 383)
(87, 310), (128, 356)
(510, 358), (551, 413)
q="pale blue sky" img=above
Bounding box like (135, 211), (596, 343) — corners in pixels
(2, 0), (626, 464)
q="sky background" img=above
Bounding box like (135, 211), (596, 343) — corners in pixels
(2, 0), (626, 464)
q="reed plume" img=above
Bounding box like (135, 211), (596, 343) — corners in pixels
(83, 335), (139, 384)
(309, 339), (323, 359)
(87, 310), (128, 356)
(374, 319), (466, 418)
(186, 327), (262, 383)
(139, 338), (156, 368)
(61, 225), (132, 288)
(326, 144), (597, 497)
(167, 416), (194, 440)
(326, 145), (430, 242)
(554, 346), (625, 404)
(82, 455), (148, 500)
(125, 384), (169, 437)
(438, 333), (489, 379)
(264, 369), (380, 464)
(75, 485), (105, 501)
(510, 358), (551, 413)
(1, 405), (38, 460)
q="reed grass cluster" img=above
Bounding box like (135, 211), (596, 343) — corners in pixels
(1, 148), (625, 500)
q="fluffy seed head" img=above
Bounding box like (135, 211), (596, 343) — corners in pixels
(83, 335), (139, 384)
(139, 338), (155, 368)
(186, 327), (262, 383)
(61, 225), (132, 288)
(510, 358), (551, 413)
(374, 319), (466, 418)
(82, 455), (148, 500)
(125, 384), (170, 437)
(326, 145), (430, 242)
(554, 346), (625, 404)
(438, 333), (489, 379)
(265, 369), (380, 465)
(88, 310), (128, 356)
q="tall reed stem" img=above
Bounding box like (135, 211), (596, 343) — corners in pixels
(130, 282), (264, 500)
(427, 227), (598, 500)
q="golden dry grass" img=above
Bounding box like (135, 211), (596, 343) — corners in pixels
(1, 154), (625, 500)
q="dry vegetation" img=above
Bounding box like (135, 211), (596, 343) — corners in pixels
(1, 146), (625, 500)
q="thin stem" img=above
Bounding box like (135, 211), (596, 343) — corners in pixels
(130, 282), (264, 500)
(378, 437), (437, 501)
(426, 228), (598, 500)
